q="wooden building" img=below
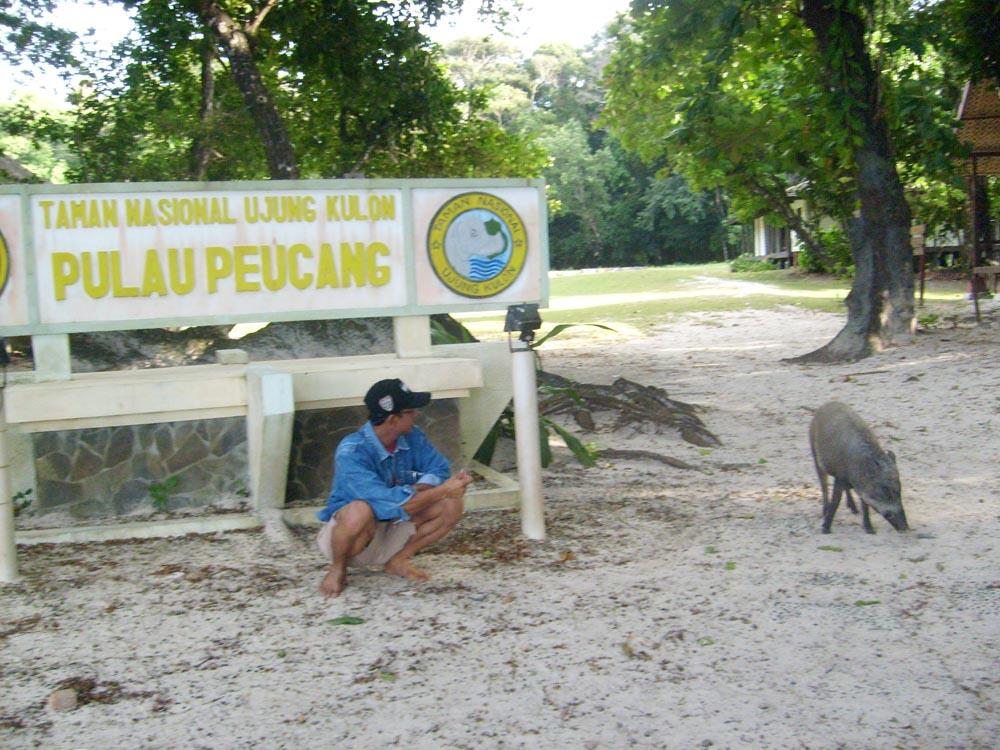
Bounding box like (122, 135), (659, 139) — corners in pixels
(957, 80), (1000, 318)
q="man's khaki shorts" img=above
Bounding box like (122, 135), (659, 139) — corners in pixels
(317, 514), (416, 568)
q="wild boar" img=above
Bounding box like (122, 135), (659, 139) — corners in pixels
(809, 401), (908, 534)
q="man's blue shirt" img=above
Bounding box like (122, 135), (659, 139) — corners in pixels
(317, 422), (451, 523)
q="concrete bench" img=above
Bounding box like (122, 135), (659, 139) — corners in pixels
(761, 250), (796, 269)
(1, 320), (517, 567)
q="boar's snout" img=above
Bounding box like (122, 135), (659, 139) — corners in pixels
(884, 509), (909, 532)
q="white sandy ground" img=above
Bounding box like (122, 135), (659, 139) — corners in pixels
(2, 297), (999, 750)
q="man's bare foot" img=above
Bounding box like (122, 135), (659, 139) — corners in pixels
(319, 564), (347, 598)
(384, 558), (430, 582)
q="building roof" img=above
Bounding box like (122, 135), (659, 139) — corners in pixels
(0, 154), (40, 183)
(958, 80), (1000, 175)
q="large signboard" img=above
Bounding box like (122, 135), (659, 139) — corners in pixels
(0, 179), (548, 335)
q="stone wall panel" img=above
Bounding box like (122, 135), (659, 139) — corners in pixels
(69, 445), (104, 482)
(28, 399), (462, 521)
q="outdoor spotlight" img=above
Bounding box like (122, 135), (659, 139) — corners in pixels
(504, 303), (542, 345)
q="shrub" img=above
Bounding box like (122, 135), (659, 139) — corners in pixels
(799, 227), (855, 277)
(729, 253), (775, 272)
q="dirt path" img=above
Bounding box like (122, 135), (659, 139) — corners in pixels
(2, 304), (998, 749)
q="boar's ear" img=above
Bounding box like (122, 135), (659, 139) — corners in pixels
(886, 450), (897, 465)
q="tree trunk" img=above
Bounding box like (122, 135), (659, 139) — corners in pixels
(190, 37), (217, 180)
(199, 1), (299, 180)
(792, 0), (913, 363)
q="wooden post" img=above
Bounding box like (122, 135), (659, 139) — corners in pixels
(911, 224), (926, 306)
(393, 315), (432, 358)
(970, 160), (981, 322)
(246, 367), (295, 511)
(31, 334), (71, 381)
(0, 405), (20, 583)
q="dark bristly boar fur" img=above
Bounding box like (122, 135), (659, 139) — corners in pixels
(809, 401), (908, 534)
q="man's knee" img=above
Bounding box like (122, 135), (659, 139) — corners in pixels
(442, 493), (464, 526)
(335, 500), (376, 536)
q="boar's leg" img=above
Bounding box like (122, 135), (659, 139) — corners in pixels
(814, 458), (830, 516)
(822, 478), (845, 533)
(860, 499), (876, 534)
(845, 487), (859, 515)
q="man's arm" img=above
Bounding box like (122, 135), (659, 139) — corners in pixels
(408, 428), (453, 487)
(333, 442), (414, 521)
(402, 471), (472, 516)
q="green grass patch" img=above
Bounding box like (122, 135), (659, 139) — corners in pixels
(455, 263), (968, 336)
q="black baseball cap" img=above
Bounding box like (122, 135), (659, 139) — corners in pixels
(365, 378), (431, 423)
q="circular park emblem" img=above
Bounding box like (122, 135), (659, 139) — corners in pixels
(427, 192), (528, 298)
(0, 228), (9, 298)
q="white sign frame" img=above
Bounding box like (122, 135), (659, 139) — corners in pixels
(0, 178), (549, 336)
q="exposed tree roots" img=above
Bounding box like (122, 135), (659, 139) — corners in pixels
(538, 372), (722, 449)
(594, 448), (700, 471)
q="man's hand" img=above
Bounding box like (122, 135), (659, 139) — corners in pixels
(445, 470), (473, 493)
(402, 470), (473, 515)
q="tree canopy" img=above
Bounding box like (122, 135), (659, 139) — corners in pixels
(605, 0), (977, 360)
(2, 1), (547, 182)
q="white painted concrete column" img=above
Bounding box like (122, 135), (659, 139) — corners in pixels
(0, 403), (21, 583)
(31, 334), (71, 381)
(511, 340), (545, 540)
(393, 315), (432, 358)
(245, 367), (295, 511)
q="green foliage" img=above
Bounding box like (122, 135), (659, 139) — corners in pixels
(797, 227), (855, 277)
(604, 0), (970, 257)
(148, 475), (179, 512)
(0, 0), (78, 68)
(0, 96), (74, 182)
(58, 1), (546, 182)
(11, 488), (33, 516)
(438, 34), (732, 270)
(430, 316), (477, 345)
(326, 616), (364, 625)
(433, 315), (606, 470)
(533, 322), (614, 348)
(728, 253), (774, 273)
(427, 318), (608, 470)
(472, 385), (598, 470)
(926, 0), (1000, 84)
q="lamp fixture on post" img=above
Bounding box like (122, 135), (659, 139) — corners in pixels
(503, 303), (545, 540)
(503, 303), (542, 348)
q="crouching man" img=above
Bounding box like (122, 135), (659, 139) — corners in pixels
(317, 378), (472, 598)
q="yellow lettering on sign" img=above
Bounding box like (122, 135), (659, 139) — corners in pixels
(205, 246), (233, 293)
(39, 199), (121, 229)
(56, 201), (71, 228)
(340, 242), (366, 287)
(244, 195), (317, 223)
(124, 197), (238, 226)
(316, 243), (340, 289)
(51, 253), (79, 300)
(39, 200), (55, 229)
(110, 252), (139, 297)
(369, 242), (390, 286)
(233, 245), (261, 292)
(125, 199), (157, 227)
(288, 244), (313, 289)
(260, 245), (287, 291)
(325, 194), (395, 222)
(168, 248), (196, 295)
(46, 241), (395, 300)
(141, 249), (169, 297)
(81, 252), (110, 299)
(368, 194), (395, 221)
